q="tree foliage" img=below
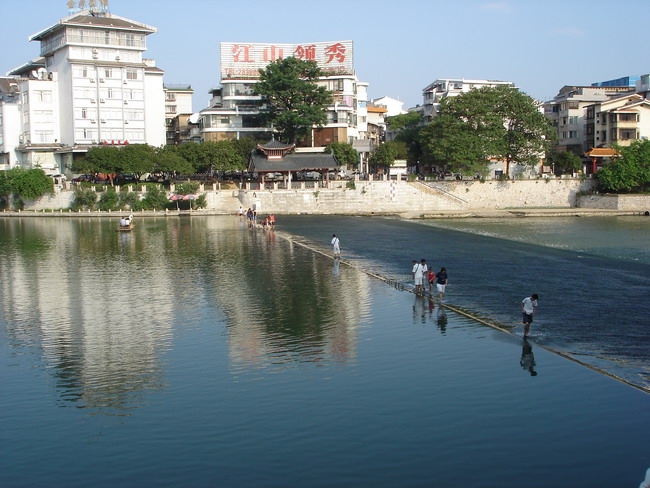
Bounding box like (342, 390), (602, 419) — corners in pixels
(386, 111), (422, 132)
(420, 85), (555, 176)
(369, 141), (407, 169)
(547, 151), (583, 175)
(73, 141), (253, 180)
(120, 144), (156, 179)
(596, 140), (650, 193)
(254, 57), (332, 144)
(324, 142), (358, 167)
(0, 168), (54, 203)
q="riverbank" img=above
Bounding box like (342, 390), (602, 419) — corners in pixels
(2, 207), (646, 219)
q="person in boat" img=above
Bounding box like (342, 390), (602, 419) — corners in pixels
(120, 217), (128, 227)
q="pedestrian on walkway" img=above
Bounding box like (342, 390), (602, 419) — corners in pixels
(521, 294), (539, 337)
(331, 234), (341, 258)
(435, 267), (448, 302)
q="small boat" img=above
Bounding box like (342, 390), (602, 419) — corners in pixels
(117, 214), (134, 232)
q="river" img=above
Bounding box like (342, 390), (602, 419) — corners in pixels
(0, 214), (648, 487)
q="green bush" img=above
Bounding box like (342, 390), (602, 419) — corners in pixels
(141, 185), (170, 210)
(70, 188), (97, 210)
(97, 187), (120, 211)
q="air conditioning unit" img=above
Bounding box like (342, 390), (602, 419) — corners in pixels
(90, 99), (96, 103)
(123, 100), (128, 105)
(124, 120), (129, 124)
(92, 48), (98, 54)
(91, 119), (96, 123)
(123, 81), (127, 84)
(90, 79), (95, 83)
(92, 54), (98, 59)
(101, 119), (106, 123)
(99, 78), (105, 83)
(100, 99), (105, 103)
(115, 55), (120, 61)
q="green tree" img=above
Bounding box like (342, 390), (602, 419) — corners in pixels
(155, 146), (194, 177)
(420, 112), (489, 176)
(369, 141), (407, 173)
(120, 144), (156, 180)
(3, 168), (54, 203)
(232, 137), (258, 164)
(254, 57), (332, 144)
(74, 145), (121, 180)
(547, 151), (583, 176)
(596, 140), (650, 193)
(324, 142), (358, 167)
(387, 112), (426, 169)
(386, 111), (422, 132)
(420, 85), (555, 176)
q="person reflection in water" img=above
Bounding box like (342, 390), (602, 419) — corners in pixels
(436, 306), (447, 333)
(333, 257), (340, 277)
(520, 338), (538, 376)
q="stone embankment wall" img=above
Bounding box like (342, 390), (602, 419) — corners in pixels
(23, 177), (649, 216)
(237, 178), (598, 214)
(577, 193), (650, 211)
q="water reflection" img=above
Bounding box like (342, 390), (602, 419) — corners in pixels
(520, 338), (538, 376)
(0, 217), (371, 414)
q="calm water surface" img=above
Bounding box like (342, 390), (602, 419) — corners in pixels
(0, 215), (648, 487)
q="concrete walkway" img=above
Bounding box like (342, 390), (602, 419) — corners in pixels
(407, 208), (648, 219)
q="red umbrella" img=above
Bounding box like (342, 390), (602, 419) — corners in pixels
(169, 194), (197, 201)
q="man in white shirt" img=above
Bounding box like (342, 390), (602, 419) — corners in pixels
(521, 294), (539, 337)
(331, 234), (340, 258)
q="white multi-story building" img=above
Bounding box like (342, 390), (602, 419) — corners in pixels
(543, 85), (634, 157)
(163, 84), (195, 145)
(421, 78), (514, 121)
(200, 41), (368, 149)
(3, 7), (165, 174)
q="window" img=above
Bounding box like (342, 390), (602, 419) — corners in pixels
(35, 130), (53, 143)
(568, 116), (578, 125)
(126, 69), (138, 80)
(81, 108), (87, 119)
(568, 131), (578, 139)
(328, 79), (344, 91)
(34, 90), (53, 103)
(34, 110), (53, 123)
(619, 129), (637, 140)
(104, 68), (112, 78)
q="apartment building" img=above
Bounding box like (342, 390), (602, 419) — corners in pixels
(586, 93), (650, 150)
(420, 78), (514, 122)
(2, 7), (165, 174)
(199, 41), (368, 148)
(543, 85), (634, 157)
(164, 84), (197, 145)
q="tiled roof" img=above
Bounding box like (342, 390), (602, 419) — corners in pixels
(30, 11), (156, 41)
(584, 148), (620, 158)
(258, 139), (294, 150)
(249, 152), (339, 172)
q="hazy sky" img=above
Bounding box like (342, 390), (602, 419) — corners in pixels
(3, 0), (648, 112)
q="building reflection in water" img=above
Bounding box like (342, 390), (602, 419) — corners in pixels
(0, 216), (371, 414)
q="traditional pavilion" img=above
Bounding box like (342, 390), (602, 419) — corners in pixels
(248, 139), (341, 183)
(584, 147), (620, 174)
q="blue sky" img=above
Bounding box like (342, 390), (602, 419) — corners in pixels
(3, 0), (648, 112)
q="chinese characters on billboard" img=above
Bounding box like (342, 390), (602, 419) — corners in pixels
(220, 41), (354, 79)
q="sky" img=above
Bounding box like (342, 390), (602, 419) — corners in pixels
(3, 0), (649, 113)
